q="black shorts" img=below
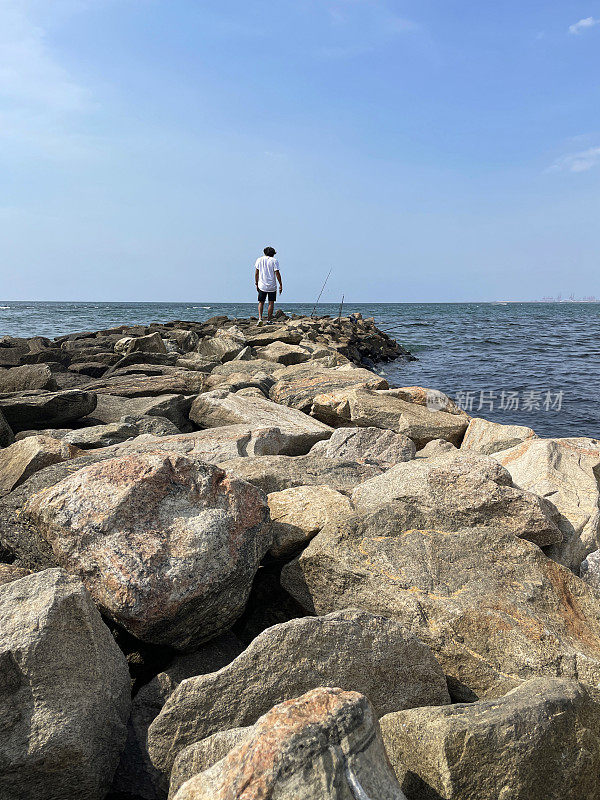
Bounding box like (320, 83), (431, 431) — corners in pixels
(257, 288), (277, 302)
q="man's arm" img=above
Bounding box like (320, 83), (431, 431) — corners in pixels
(255, 268), (259, 289)
(275, 270), (283, 295)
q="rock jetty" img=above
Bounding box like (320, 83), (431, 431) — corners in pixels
(1, 311), (600, 800)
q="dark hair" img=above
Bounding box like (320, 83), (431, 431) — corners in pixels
(263, 246), (276, 257)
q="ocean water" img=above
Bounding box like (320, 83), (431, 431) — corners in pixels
(1, 301), (599, 439)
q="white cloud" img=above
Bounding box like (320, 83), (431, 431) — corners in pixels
(569, 16), (600, 34)
(550, 146), (600, 173)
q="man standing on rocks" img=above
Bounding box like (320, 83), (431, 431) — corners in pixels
(255, 246), (282, 325)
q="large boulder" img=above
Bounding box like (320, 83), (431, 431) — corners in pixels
(0, 435), (82, 497)
(205, 369), (274, 396)
(111, 426), (325, 462)
(0, 451), (120, 569)
(170, 688), (407, 800)
(461, 416), (538, 455)
(380, 677), (600, 800)
(169, 728), (251, 799)
(211, 358), (281, 377)
(493, 437), (600, 570)
(0, 389), (98, 431)
(0, 406), (14, 447)
(351, 451), (562, 547)
(89, 393), (193, 430)
(85, 371), (206, 397)
(387, 386), (465, 416)
(269, 363), (388, 411)
(244, 326), (302, 347)
(147, 609), (449, 777)
(189, 390), (333, 455)
(23, 453), (271, 648)
(218, 453), (383, 494)
(112, 633), (243, 800)
(196, 335), (245, 363)
(0, 364), (57, 392)
(0, 568), (131, 800)
(122, 414), (181, 436)
(282, 513), (600, 701)
(311, 388), (469, 447)
(268, 484), (354, 557)
(255, 341), (311, 365)
(125, 332), (168, 355)
(311, 425), (416, 466)
(17, 421), (139, 450)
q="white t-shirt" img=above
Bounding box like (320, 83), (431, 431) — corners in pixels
(255, 256), (279, 291)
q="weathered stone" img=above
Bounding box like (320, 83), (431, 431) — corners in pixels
(0, 435), (82, 497)
(176, 354), (219, 372)
(17, 422), (139, 450)
(581, 549), (600, 593)
(121, 414), (181, 436)
(67, 361), (109, 377)
(282, 514), (600, 700)
(269, 363), (388, 411)
(462, 416), (538, 455)
(311, 388), (469, 447)
(0, 563), (31, 585)
(90, 393), (193, 431)
(235, 386), (265, 397)
(314, 425), (416, 466)
(268, 485), (354, 557)
(387, 386), (466, 416)
(351, 451), (562, 547)
(493, 437), (600, 570)
(0, 364), (57, 392)
(0, 452), (119, 570)
(169, 728), (251, 799)
(415, 438), (458, 458)
(110, 351), (178, 371)
(196, 335), (245, 363)
(148, 609), (449, 777)
(205, 370), (274, 396)
(189, 390), (332, 455)
(170, 688), (407, 800)
(380, 677), (600, 800)
(255, 340), (311, 365)
(126, 332), (168, 355)
(167, 329), (200, 353)
(113, 634), (243, 800)
(114, 336), (134, 354)
(219, 453), (383, 494)
(107, 425), (329, 462)
(23, 453), (271, 648)
(211, 358), (281, 377)
(244, 326), (303, 347)
(85, 371), (206, 397)
(0, 406), (14, 447)
(0, 389), (98, 431)
(0, 568), (131, 800)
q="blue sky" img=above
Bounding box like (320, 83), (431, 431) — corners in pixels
(0, 0), (599, 302)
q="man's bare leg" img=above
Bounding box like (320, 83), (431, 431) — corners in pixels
(258, 300), (265, 323)
(267, 300), (275, 321)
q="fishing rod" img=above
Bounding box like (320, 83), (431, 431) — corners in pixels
(311, 268), (332, 317)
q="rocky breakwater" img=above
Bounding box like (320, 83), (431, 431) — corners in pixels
(1, 313), (600, 800)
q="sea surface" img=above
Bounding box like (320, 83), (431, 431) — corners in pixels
(1, 301), (599, 439)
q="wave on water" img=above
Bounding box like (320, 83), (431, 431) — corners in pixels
(0, 306), (10, 309)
